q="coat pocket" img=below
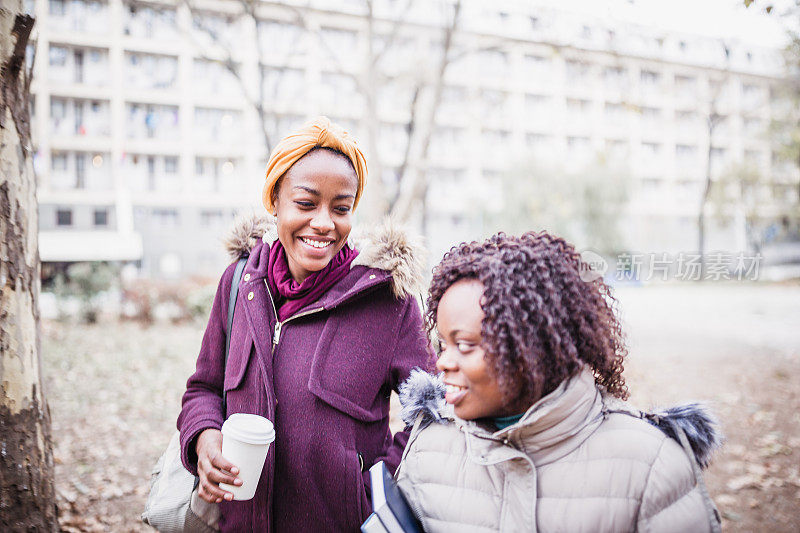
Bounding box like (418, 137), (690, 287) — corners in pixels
(223, 330), (253, 392)
(349, 450), (370, 527)
(307, 317), (391, 422)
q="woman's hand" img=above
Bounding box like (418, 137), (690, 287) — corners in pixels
(196, 428), (242, 503)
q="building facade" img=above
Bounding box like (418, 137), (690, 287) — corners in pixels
(28, 0), (793, 277)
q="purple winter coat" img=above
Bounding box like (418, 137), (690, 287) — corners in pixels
(177, 216), (435, 533)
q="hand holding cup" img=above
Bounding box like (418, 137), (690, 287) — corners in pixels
(196, 428), (242, 503)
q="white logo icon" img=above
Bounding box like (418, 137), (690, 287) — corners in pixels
(579, 250), (608, 282)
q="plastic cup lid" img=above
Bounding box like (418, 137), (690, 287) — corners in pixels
(222, 413), (275, 445)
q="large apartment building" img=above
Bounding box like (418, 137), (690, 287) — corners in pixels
(28, 0), (793, 277)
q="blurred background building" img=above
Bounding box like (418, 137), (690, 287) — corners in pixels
(27, 0), (798, 278)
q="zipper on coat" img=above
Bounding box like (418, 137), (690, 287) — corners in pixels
(263, 279), (324, 351)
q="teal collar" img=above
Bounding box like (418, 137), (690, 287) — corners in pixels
(493, 413), (525, 430)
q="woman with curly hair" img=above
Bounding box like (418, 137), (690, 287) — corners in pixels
(394, 231), (722, 532)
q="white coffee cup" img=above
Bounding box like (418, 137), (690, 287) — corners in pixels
(219, 413), (275, 500)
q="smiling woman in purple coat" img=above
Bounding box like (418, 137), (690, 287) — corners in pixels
(177, 116), (435, 532)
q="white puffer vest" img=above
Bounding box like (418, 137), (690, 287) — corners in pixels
(395, 369), (722, 533)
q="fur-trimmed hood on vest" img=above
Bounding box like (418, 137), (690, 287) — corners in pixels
(222, 214), (426, 299)
(398, 368), (723, 469)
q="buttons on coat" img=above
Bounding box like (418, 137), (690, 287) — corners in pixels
(244, 273), (251, 282)
(247, 291), (254, 300)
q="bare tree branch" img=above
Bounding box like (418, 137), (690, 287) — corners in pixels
(182, 0), (314, 155)
(389, 84), (420, 210)
(390, 0), (462, 222)
(180, 0), (258, 113)
(370, 0), (416, 66)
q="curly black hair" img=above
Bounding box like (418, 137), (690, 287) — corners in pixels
(426, 231), (628, 404)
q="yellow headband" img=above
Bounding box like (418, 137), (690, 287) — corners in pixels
(262, 116), (368, 214)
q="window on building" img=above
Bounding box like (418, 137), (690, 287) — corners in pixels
(742, 83), (761, 96)
(565, 60), (590, 81)
(641, 107), (661, 120)
(440, 86), (466, 108)
(125, 52), (178, 90)
(526, 133), (551, 150)
(603, 66), (626, 82)
(744, 150), (761, 165)
(567, 98), (592, 113)
(710, 147), (727, 170)
(164, 156), (178, 173)
(49, 0), (65, 16)
(641, 177), (663, 195)
(640, 69), (660, 85)
(567, 136), (591, 152)
(605, 139), (628, 160)
(49, 45), (68, 67)
(73, 49), (84, 83)
(50, 97), (66, 120)
(431, 127), (464, 153)
(320, 27), (358, 53)
(94, 208), (108, 226)
(147, 156), (156, 190)
(524, 54), (548, 69)
(604, 102), (625, 116)
(478, 50), (509, 76)
(200, 209), (224, 227)
(675, 75), (696, 91)
(52, 152), (68, 171)
(56, 208), (72, 226)
(675, 144), (698, 170)
(481, 89), (508, 114)
(642, 142), (661, 154)
(482, 129), (511, 147)
(743, 116), (765, 134)
(75, 153), (86, 188)
(153, 208), (180, 227)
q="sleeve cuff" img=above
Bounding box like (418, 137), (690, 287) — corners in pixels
(180, 418), (223, 476)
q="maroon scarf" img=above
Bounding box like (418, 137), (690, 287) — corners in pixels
(266, 239), (359, 321)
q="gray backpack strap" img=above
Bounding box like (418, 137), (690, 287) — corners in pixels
(191, 256), (247, 495)
(223, 257), (248, 412)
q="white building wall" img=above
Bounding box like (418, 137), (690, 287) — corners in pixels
(29, 0), (790, 276)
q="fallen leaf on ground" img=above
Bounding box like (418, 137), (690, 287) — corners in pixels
(727, 475), (762, 491)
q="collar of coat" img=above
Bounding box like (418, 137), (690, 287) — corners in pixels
(399, 367), (723, 469)
(223, 214), (426, 300)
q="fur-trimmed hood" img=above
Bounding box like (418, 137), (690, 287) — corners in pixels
(398, 369), (723, 469)
(223, 214), (426, 299)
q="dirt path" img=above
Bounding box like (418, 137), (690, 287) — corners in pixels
(42, 284), (800, 532)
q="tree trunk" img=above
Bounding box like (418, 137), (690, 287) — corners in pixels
(699, 109), (720, 280)
(0, 6), (58, 531)
(699, 138), (713, 280)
